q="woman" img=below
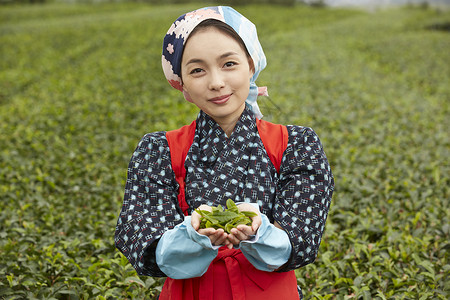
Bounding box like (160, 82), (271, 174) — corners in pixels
(115, 6), (334, 299)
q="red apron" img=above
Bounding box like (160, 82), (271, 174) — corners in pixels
(163, 118), (294, 299)
(159, 247), (299, 300)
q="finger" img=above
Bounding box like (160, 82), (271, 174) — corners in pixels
(236, 204), (261, 232)
(237, 203), (258, 214)
(251, 215), (262, 232)
(191, 212), (200, 231)
(227, 232), (241, 245)
(212, 231), (228, 246)
(222, 237), (233, 249)
(223, 239), (233, 249)
(235, 225), (255, 237)
(200, 228), (228, 247)
(197, 204), (212, 212)
(198, 227), (216, 236)
(228, 227), (249, 243)
(208, 229), (223, 244)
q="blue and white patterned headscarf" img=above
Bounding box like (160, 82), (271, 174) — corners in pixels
(161, 6), (267, 119)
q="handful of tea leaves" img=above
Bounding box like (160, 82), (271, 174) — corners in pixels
(195, 199), (258, 233)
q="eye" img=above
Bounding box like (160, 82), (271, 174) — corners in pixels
(224, 61), (237, 68)
(190, 68), (203, 74)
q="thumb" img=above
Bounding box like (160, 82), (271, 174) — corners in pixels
(252, 215), (262, 232)
(191, 213), (200, 231)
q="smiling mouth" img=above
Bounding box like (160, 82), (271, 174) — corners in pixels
(209, 94), (232, 104)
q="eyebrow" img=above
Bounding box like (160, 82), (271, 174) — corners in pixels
(185, 51), (239, 65)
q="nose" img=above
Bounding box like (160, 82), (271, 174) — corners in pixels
(208, 70), (225, 91)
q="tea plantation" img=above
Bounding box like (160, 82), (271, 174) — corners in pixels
(0, 2), (448, 299)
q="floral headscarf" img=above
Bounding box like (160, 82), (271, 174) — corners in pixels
(161, 6), (267, 119)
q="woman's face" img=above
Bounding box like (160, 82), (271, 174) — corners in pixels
(181, 27), (254, 127)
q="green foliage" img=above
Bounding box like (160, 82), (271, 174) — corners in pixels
(196, 199), (257, 233)
(0, 2), (448, 299)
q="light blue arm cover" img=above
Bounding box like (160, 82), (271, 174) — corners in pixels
(155, 216), (219, 279)
(156, 210), (292, 277)
(238, 213), (292, 272)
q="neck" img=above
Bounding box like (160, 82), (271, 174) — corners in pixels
(212, 105), (246, 137)
(212, 114), (240, 137)
(219, 119), (238, 137)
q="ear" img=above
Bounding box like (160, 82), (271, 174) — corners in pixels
(248, 57), (255, 78)
(181, 78), (187, 92)
(183, 90), (194, 103)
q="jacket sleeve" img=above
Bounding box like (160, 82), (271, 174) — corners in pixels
(156, 216), (219, 279)
(238, 213), (292, 272)
(114, 131), (184, 276)
(274, 126), (334, 271)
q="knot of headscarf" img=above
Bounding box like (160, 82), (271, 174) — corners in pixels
(161, 6), (267, 119)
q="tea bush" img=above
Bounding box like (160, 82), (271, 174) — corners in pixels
(0, 3), (448, 299)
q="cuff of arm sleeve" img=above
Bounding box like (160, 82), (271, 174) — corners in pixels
(156, 216), (218, 279)
(239, 214), (292, 272)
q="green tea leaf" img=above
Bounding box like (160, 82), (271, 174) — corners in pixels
(198, 199), (255, 232)
(241, 211), (258, 218)
(226, 199), (239, 213)
(212, 211), (240, 223)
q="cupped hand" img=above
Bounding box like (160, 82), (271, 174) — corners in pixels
(227, 203), (261, 246)
(191, 204), (233, 249)
(191, 204), (211, 231)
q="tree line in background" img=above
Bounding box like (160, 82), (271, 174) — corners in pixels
(1, 0), (326, 7)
